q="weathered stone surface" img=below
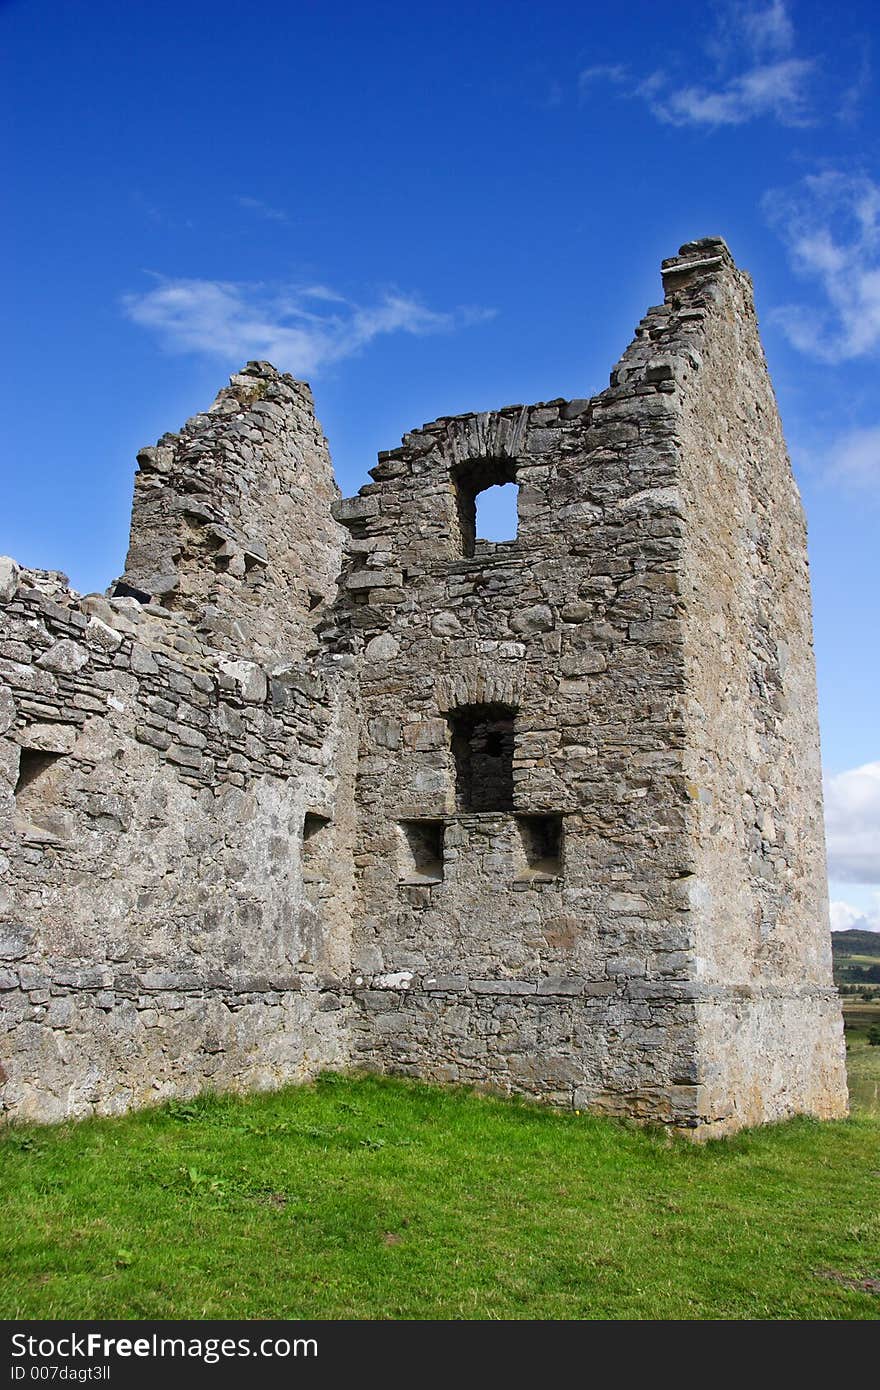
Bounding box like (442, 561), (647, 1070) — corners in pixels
(86, 615), (124, 650)
(0, 688), (15, 738)
(36, 640), (89, 674)
(14, 723), (78, 754)
(334, 236), (846, 1137)
(120, 362), (345, 667)
(218, 658), (267, 704)
(0, 922), (34, 960)
(510, 603), (554, 635)
(345, 569), (403, 590)
(0, 557), (20, 603)
(364, 633), (400, 661)
(0, 242), (846, 1136)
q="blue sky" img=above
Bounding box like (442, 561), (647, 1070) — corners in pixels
(1, 0), (878, 926)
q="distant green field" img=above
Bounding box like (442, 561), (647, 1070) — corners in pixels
(0, 1073), (877, 1321)
(832, 930), (880, 988)
(846, 1031), (880, 1118)
(843, 973), (880, 1119)
(844, 1000), (880, 1029)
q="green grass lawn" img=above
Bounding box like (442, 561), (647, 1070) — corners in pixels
(1, 1072), (878, 1320)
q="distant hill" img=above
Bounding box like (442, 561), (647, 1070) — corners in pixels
(832, 928), (880, 987)
(831, 929), (880, 957)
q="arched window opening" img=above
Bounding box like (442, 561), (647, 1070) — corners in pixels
(452, 457), (518, 557)
(447, 703), (516, 812)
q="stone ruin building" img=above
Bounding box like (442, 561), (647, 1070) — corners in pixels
(0, 238), (848, 1136)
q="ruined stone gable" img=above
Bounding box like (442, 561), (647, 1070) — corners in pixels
(0, 239), (848, 1134)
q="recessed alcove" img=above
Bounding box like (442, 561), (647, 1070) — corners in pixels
(397, 819), (445, 884)
(516, 813), (563, 881)
(15, 748), (63, 799)
(14, 747), (66, 819)
(13, 747), (71, 842)
(302, 811), (333, 882)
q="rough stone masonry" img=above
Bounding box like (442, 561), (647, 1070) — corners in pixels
(0, 238), (848, 1135)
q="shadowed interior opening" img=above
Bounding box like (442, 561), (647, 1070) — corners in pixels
(15, 748), (63, 799)
(447, 703), (516, 812)
(398, 819), (445, 883)
(516, 813), (563, 880)
(13, 747), (68, 839)
(302, 811), (332, 882)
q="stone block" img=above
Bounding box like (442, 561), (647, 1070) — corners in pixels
(36, 640), (89, 674)
(0, 556), (21, 602)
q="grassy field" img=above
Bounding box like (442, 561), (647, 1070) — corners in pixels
(0, 1071), (878, 1321)
(844, 1000), (880, 1031)
(833, 925), (880, 1127)
(832, 929), (880, 989)
(846, 1030), (880, 1117)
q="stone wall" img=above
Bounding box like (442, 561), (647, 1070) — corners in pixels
(121, 362), (344, 664)
(667, 242), (848, 1128)
(0, 382), (358, 1122)
(0, 239), (847, 1134)
(332, 237), (846, 1133)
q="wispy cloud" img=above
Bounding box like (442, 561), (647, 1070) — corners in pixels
(824, 761), (880, 885)
(764, 171), (880, 361)
(579, 2), (815, 129)
(836, 48), (872, 125)
(236, 195), (290, 224)
(830, 895), (880, 933)
(122, 277), (494, 377)
(578, 63), (628, 91)
(735, 0), (794, 56)
(826, 425), (880, 491)
(648, 56), (813, 127)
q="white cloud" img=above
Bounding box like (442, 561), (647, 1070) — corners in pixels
(236, 196), (289, 223)
(578, 64), (629, 90)
(579, 3), (814, 129)
(826, 425), (880, 491)
(764, 171), (880, 361)
(736, 0), (794, 56)
(122, 277), (493, 377)
(829, 896), (880, 933)
(837, 51), (872, 125)
(824, 761), (880, 885)
(648, 57), (813, 127)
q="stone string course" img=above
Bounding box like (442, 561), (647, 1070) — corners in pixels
(0, 240), (847, 1134)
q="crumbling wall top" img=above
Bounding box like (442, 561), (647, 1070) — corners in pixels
(122, 361), (345, 665)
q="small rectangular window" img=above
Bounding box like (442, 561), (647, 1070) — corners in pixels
(452, 457), (518, 557)
(447, 704), (515, 812)
(13, 747), (69, 841)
